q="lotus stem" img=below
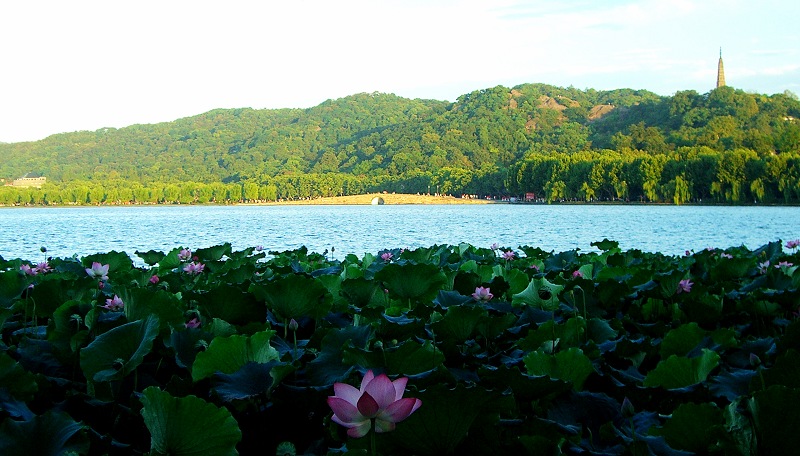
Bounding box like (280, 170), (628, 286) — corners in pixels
(370, 420), (377, 456)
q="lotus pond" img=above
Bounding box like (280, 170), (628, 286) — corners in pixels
(1, 240), (799, 455)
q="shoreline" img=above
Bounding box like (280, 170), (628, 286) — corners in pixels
(1, 192), (798, 208)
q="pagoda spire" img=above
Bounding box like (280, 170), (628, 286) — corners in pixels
(716, 48), (726, 88)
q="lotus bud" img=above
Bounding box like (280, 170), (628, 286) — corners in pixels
(621, 397), (635, 418)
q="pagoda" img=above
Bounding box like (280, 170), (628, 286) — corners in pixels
(716, 48), (726, 88)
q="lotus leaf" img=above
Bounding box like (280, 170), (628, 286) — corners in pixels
(523, 347), (594, 390)
(191, 330), (279, 381)
(140, 386), (241, 456)
(643, 349), (720, 389)
(375, 262), (448, 307)
(80, 314), (160, 383)
(512, 277), (564, 310)
(249, 273), (331, 320)
(0, 410), (88, 456)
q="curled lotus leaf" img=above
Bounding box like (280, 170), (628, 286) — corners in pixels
(512, 277), (564, 310)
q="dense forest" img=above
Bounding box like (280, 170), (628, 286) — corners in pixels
(2, 83), (799, 205)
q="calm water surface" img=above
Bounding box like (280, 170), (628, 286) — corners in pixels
(1, 204), (797, 262)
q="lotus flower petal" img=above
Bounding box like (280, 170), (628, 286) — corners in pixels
(364, 374), (397, 410)
(391, 377), (408, 401)
(356, 392), (380, 418)
(346, 421), (372, 438)
(378, 397), (422, 423)
(327, 397), (364, 423)
(333, 382), (362, 406)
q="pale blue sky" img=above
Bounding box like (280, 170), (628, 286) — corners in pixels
(1, 0), (798, 143)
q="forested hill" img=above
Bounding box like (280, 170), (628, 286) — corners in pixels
(2, 83), (800, 205)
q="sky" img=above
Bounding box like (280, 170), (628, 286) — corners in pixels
(1, 0), (798, 144)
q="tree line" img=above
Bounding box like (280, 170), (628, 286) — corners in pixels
(1, 83), (799, 205)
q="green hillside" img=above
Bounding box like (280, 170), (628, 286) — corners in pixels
(2, 84), (799, 204)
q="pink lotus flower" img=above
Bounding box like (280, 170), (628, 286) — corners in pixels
(720, 253), (733, 259)
(185, 317), (201, 329)
(472, 286), (493, 301)
(178, 248), (192, 261)
(529, 264), (540, 272)
(86, 262), (110, 281)
(183, 262), (205, 275)
(490, 243), (499, 251)
(34, 262), (52, 274)
(502, 250), (515, 261)
(20, 264), (37, 275)
(380, 252), (393, 262)
(758, 261), (770, 274)
(786, 239), (800, 250)
(775, 261), (794, 269)
(572, 270), (583, 279)
(149, 274), (160, 284)
(677, 279), (693, 294)
(102, 295), (124, 311)
(327, 370), (421, 438)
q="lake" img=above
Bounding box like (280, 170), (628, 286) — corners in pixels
(1, 204), (798, 262)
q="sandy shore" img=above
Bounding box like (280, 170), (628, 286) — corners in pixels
(260, 193), (497, 205)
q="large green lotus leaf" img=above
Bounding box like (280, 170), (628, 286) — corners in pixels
(452, 271), (481, 297)
(305, 325), (373, 387)
(492, 266), (530, 295)
(375, 263), (448, 305)
(343, 339), (445, 376)
(135, 249), (166, 266)
(166, 325), (211, 369)
(710, 369), (757, 401)
(660, 322), (706, 358)
(140, 386), (241, 456)
(0, 410), (88, 456)
(683, 293), (724, 325)
(340, 277), (379, 308)
(195, 243), (232, 262)
(586, 317), (618, 343)
(157, 248), (183, 271)
(124, 288), (185, 330)
(316, 273), (349, 312)
(48, 299), (86, 357)
(523, 347), (594, 390)
(543, 249), (579, 272)
(761, 349), (800, 388)
(519, 318), (586, 352)
(656, 269), (686, 298)
(211, 361), (276, 402)
(193, 285), (266, 326)
(249, 274), (331, 320)
(400, 246), (435, 264)
(382, 383), (497, 456)
(512, 277), (564, 310)
(191, 330), (279, 382)
(478, 365), (571, 402)
(82, 251), (133, 274)
(747, 385), (800, 455)
(80, 314), (160, 383)
(710, 257), (751, 282)
(643, 349), (720, 389)
(476, 313), (517, 340)
(23, 278), (72, 317)
(0, 270), (27, 309)
(0, 352), (38, 400)
(652, 402), (725, 453)
(591, 239), (620, 251)
(431, 304), (487, 341)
